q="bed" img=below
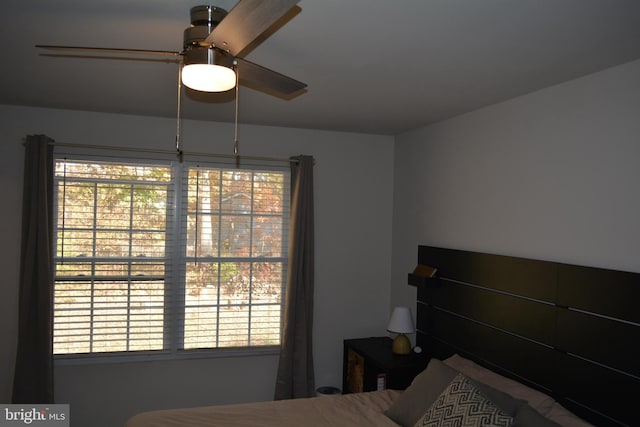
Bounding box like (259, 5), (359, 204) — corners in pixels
(125, 389), (401, 426)
(126, 246), (639, 427)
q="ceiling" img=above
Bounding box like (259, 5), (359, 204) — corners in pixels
(3, 0), (640, 135)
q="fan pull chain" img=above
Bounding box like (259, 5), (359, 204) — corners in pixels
(176, 61), (184, 162)
(233, 60), (240, 161)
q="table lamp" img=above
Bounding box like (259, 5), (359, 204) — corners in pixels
(387, 306), (415, 355)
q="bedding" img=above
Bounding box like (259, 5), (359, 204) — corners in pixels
(125, 389), (401, 427)
(127, 356), (592, 427)
(442, 355), (593, 427)
(442, 354), (555, 415)
(386, 357), (562, 427)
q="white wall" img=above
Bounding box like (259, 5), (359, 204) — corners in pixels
(0, 105), (395, 426)
(391, 58), (640, 311)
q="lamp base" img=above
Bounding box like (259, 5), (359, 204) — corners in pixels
(391, 334), (411, 355)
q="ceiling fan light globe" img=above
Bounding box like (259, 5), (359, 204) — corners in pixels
(182, 64), (236, 92)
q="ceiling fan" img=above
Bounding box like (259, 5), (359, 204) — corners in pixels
(36, 0), (306, 154)
(37, 0), (306, 95)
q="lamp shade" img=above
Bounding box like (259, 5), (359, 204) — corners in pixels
(387, 306), (415, 334)
(182, 46), (236, 92)
(182, 63), (236, 92)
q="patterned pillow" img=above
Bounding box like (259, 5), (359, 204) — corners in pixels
(414, 373), (514, 427)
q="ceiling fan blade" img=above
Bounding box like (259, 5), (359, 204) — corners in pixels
(203, 0), (300, 56)
(235, 57), (306, 95)
(36, 45), (181, 57)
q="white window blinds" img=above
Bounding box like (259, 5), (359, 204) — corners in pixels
(180, 166), (289, 349)
(53, 160), (172, 354)
(53, 158), (289, 357)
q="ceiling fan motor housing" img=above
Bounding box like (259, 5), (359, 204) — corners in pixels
(184, 6), (228, 48)
(183, 5), (233, 67)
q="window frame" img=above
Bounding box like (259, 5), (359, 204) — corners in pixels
(52, 153), (290, 363)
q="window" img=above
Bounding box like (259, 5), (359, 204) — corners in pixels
(181, 167), (289, 349)
(53, 158), (289, 356)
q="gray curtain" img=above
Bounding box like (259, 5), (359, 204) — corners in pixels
(274, 155), (315, 400)
(12, 135), (55, 403)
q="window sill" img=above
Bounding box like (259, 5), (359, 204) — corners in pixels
(53, 346), (280, 366)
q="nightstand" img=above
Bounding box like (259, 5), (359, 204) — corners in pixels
(342, 337), (428, 393)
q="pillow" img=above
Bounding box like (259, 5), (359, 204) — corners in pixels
(386, 359), (525, 427)
(443, 354), (555, 415)
(413, 373), (514, 427)
(385, 358), (458, 426)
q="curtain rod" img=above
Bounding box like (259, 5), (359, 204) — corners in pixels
(21, 139), (299, 164)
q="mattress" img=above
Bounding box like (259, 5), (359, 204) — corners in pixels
(125, 389), (401, 427)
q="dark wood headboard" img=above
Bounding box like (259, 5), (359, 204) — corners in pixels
(410, 245), (640, 427)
